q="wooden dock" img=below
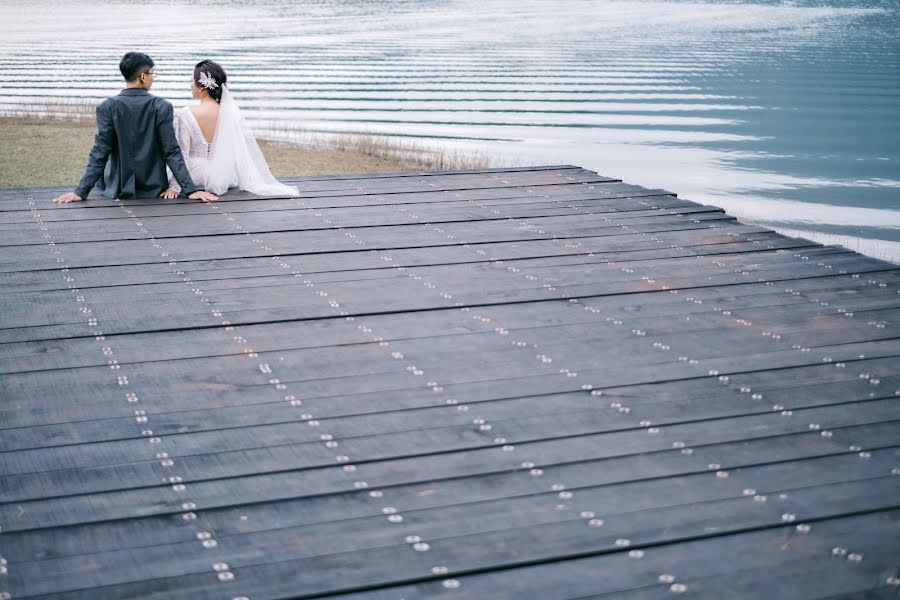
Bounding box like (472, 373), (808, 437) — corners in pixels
(1, 165), (898, 599)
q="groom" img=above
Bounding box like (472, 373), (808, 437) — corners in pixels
(53, 52), (217, 203)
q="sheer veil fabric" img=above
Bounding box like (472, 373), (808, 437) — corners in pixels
(205, 85), (299, 197)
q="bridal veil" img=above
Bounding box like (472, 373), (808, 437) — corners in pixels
(206, 86), (299, 197)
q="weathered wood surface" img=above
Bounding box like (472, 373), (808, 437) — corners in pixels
(1, 165), (898, 599)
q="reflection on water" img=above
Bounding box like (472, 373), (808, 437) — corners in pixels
(0, 0), (897, 261)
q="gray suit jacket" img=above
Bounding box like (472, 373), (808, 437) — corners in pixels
(75, 89), (198, 199)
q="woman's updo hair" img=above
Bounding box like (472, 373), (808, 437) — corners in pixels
(194, 60), (227, 103)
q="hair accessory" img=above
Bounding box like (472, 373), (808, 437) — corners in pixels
(198, 71), (219, 90)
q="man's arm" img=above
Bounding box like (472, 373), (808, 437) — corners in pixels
(156, 101), (199, 196)
(54, 100), (115, 203)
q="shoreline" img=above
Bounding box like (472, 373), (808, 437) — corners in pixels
(4, 115), (896, 265)
(1, 114), (492, 189)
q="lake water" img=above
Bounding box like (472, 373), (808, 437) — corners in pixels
(1, 0), (898, 262)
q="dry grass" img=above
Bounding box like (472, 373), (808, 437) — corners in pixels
(0, 102), (495, 188)
(259, 139), (417, 178)
(0, 99), (96, 123)
(0, 118), (97, 187)
(326, 133), (495, 172)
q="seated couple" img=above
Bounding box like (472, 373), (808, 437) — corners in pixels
(54, 52), (298, 204)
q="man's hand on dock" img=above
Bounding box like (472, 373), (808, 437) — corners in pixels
(52, 192), (84, 203)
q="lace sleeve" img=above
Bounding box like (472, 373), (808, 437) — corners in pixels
(167, 109), (191, 193)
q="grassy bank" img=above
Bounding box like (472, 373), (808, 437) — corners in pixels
(0, 113), (492, 189)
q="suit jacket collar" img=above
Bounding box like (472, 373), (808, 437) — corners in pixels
(119, 88), (150, 96)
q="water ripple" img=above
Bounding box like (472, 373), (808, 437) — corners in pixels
(0, 0), (897, 261)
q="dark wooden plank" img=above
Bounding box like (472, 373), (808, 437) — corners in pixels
(0, 183), (676, 232)
(1, 287), (896, 409)
(2, 250), (894, 345)
(321, 512), (899, 600)
(3, 393), (897, 502)
(0, 229), (849, 294)
(0, 183), (674, 226)
(0, 210), (741, 273)
(0, 201), (722, 247)
(1, 250), (889, 325)
(3, 329), (898, 435)
(2, 350), (896, 453)
(0, 230), (810, 294)
(0, 220), (783, 279)
(0, 240), (815, 304)
(0, 242), (874, 328)
(4, 414), (896, 534)
(1, 287), (897, 410)
(2, 364), (897, 478)
(12, 494), (898, 599)
(5, 269), (896, 375)
(6, 460), (899, 596)
(5, 445), (896, 563)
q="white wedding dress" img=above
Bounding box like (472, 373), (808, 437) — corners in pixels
(167, 86), (299, 197)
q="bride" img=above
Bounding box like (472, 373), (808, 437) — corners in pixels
(163, 60), (298, 199)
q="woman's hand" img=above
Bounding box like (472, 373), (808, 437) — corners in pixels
(188, 190), (219, 202)
(160, 188), (179, 199)
(53, 192), (83, 203)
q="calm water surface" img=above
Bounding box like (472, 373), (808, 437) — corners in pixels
(1, 0), (898, 261)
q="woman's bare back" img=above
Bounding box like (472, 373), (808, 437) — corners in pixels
(189, 103), (219, 144)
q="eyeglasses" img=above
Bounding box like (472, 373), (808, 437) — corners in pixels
(141, 70), (158, 79)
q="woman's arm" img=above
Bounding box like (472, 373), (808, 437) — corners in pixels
(163, 109), (190, 197)
(158, 101), (198, 196)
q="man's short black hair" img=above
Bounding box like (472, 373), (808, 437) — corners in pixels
(119, 52), (155, 81)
